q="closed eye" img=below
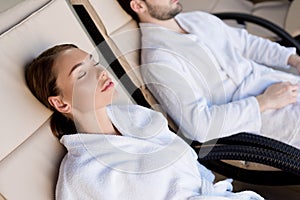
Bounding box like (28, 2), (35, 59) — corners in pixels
(77, 71), (87, 79)
(93, 62), (100, 68)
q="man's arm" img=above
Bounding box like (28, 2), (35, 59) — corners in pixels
(220, 18), (296, 69)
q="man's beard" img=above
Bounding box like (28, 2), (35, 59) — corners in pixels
(146, 1), (183, 20)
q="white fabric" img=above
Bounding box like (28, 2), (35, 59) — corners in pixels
(56, 104), (263, 200)
(140, 11), (300, 146)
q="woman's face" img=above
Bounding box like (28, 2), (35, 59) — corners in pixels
(50, 48), (115, 115)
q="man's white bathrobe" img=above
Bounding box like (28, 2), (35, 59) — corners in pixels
(140, 11), (300, 148)
(56, 104), (263, 200)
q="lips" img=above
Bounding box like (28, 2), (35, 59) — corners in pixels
(101, 79), (114, 92)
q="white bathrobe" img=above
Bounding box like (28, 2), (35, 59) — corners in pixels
(56, 104), (263, 200)
(140, 11), (300, 147)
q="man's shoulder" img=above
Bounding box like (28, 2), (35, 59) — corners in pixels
(178, 10), (214, 19)
(178, 10), (220, 25)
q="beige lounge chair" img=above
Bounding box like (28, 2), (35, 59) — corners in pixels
(0, 0), (131, 199)
(0, 0), (299, 199)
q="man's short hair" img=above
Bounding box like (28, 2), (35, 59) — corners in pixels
(117, 0), (140, 22)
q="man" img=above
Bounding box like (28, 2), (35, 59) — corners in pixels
(118, 0), (300, 148)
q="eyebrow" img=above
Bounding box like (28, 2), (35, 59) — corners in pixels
(68, 54), (92, 76)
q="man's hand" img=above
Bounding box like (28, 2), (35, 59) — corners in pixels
(288, 54), (300, 74)
(256, 82), (299, 112)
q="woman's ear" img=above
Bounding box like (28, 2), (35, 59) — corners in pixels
(48, 96), (71, 114)
(130, 0), (146, 14)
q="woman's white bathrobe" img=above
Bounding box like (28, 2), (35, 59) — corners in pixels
(140, 11), (300, 148)
(56, 104), (263, 200)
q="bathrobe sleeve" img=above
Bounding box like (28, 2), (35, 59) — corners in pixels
(141, 49), (262, 142)
(217, 15), (296, 69)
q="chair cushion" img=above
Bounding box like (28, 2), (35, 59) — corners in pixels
(0, 0), (94, 162)
(88, 0), (132, 36)
(0, 120), (65, 200)
(0, 0), (96, 199)
(0, 0), (50, 34)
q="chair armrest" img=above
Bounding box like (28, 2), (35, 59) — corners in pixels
(192, 132), (300, 185)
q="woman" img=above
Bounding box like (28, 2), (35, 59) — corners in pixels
(25, 44), (263, 200)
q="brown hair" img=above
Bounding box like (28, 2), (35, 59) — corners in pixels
(117, 0), (140, 22)
(25, 44), (78, 139)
